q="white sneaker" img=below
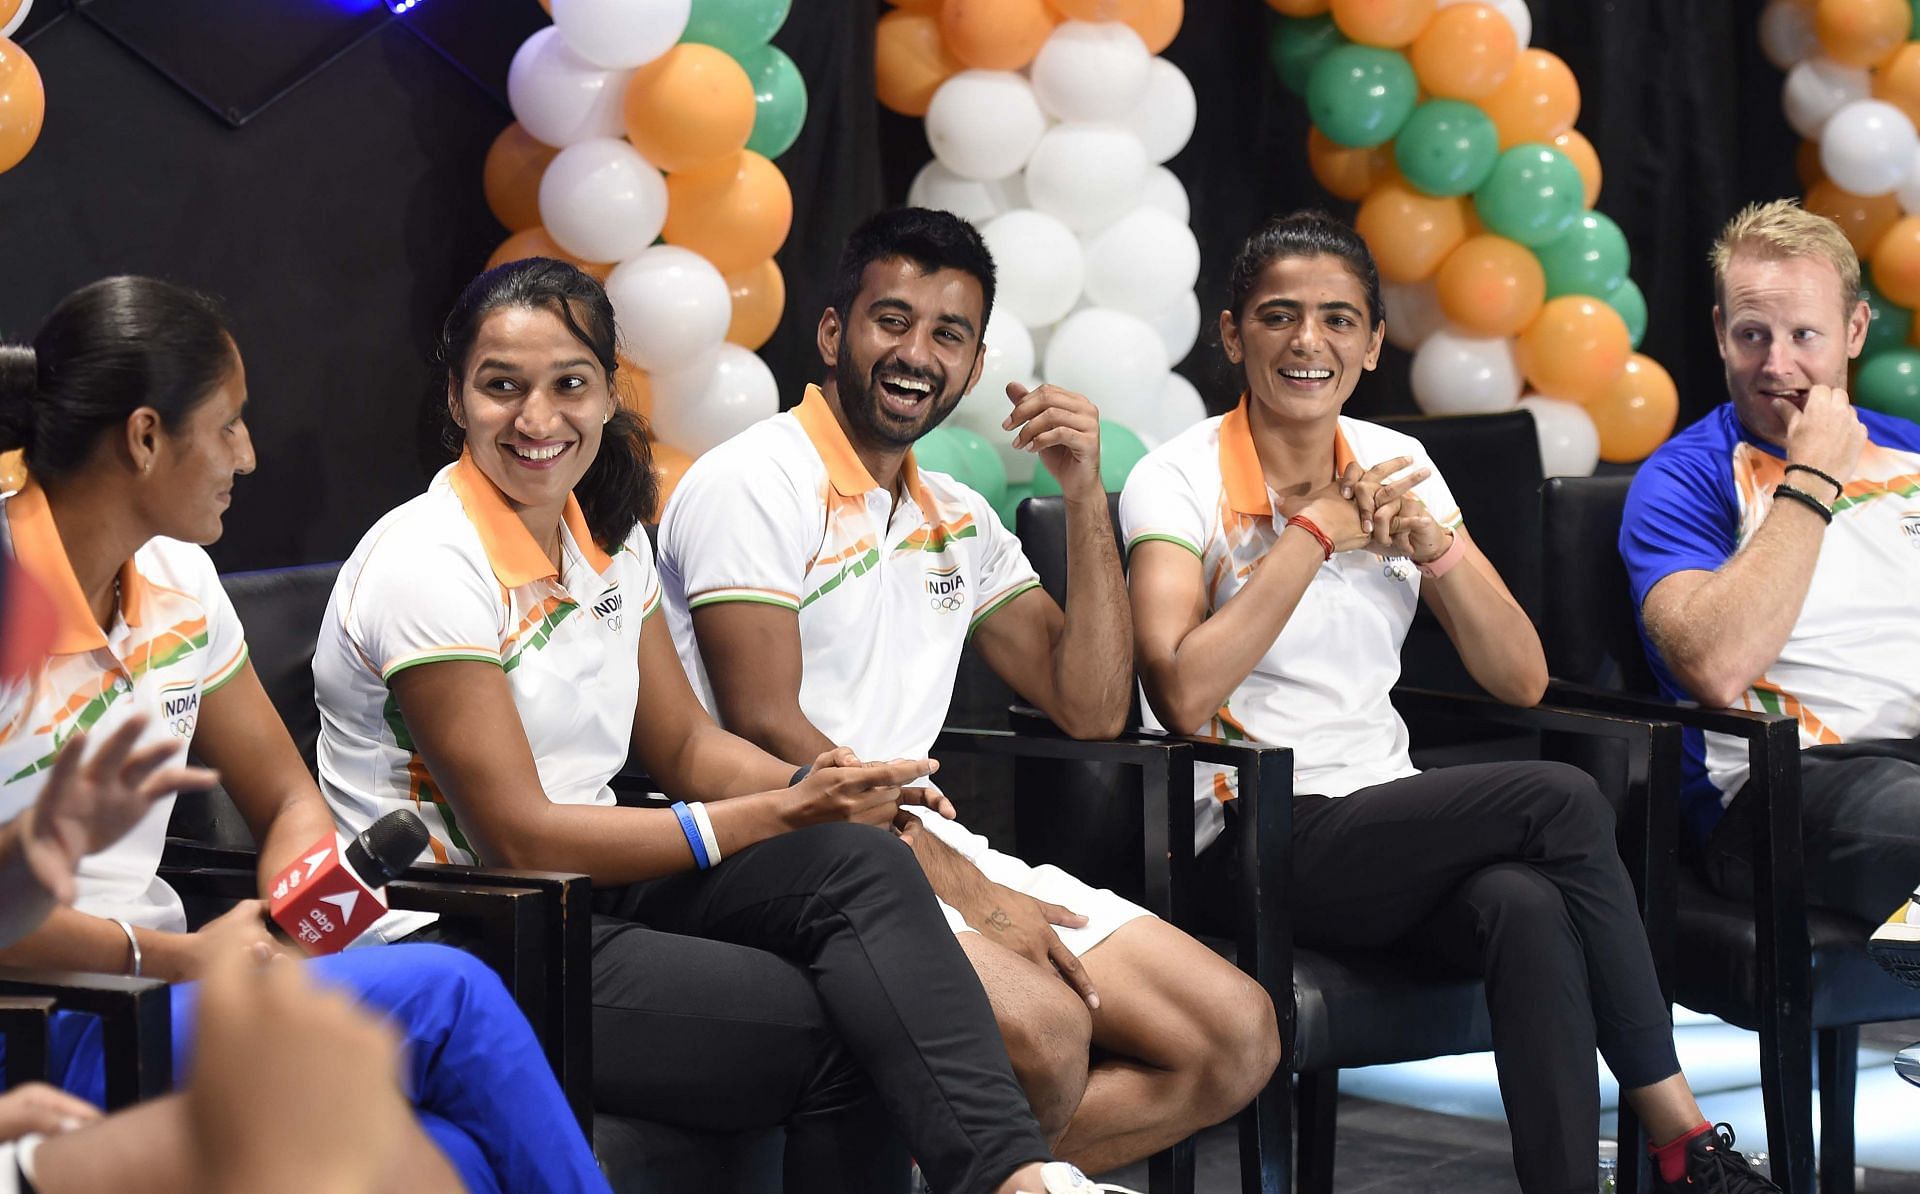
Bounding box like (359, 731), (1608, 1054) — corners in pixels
(1868, 889), (1920, 989)
(1033, 1161), (1144, 1194)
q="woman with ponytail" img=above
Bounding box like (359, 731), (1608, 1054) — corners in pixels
(313, 258), (1070, 1194)
(0, 276), (608, 1193)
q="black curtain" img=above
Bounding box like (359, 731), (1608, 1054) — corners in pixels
(0, 0), (1797, 570)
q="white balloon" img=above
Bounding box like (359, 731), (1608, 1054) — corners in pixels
(1381, 278), (1445, 352)
(926, 71), (1048, 181)
(1518, 395), (1599, 477)
(0, 0), (32, 40)
(1895, 146), (1920, 213)
(1083, 207), (1201, 318)
(1139, 165), (1191, 224)
(1043, 308), (1170, 431)
(538, 138), (668, 264)
(1122, 59), (1197, 165)
(605, 246), (731, 375)
(1759, 0), (1819, 71)
(1439, 0), (1529, 48)
(1031, 21), (1153, 123)
(1783, 57), (1871, 141)
(551, 0), (688, 70)
(951, 308), (1036, 437)
(507, 27), (631, 148)
(1143, 291), (1202, 366)
(1410, 330), (1524, 415)
(1025, 123), (1151, 232)
(980, 210), (1087, 327)
(1821, 100), (1920, 196)
(651, 344), (779, 456)
(906, 160), (1029, 225)
(1157, 371), (1209, 441)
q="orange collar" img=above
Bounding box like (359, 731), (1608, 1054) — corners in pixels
(5, 480), (150, 656)
(1218, 394), (1355, 518)
(447, 451), (612, 588)
(793, 384), (934, 510)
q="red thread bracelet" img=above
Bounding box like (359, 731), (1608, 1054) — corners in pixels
(1284, 514), (1335, 561)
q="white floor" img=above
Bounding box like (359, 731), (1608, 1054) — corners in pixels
(1338, 1008), (1920, 1173)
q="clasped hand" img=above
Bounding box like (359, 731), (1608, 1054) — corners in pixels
(1281, 456), (1452, 563)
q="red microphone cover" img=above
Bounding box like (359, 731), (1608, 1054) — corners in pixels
(266, 832), (389, 955)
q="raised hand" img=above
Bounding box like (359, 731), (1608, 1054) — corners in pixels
(1003, 381), (1104, 501)
(1776, 383), (1866, 496)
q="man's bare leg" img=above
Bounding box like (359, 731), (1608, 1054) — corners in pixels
(960, 932), (1094, 1144)
(1055, 918), (1281, 1174)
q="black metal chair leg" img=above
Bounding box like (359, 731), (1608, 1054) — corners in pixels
(1615, 1098), (1649, 1194)
(1294, 1069), (1338, 1194)
(1817, 1025), (1859, 1194)
(1240, 1068), (1288, 1194)
(1146, 1137), (1196, 1194)
(1757, 1000), (1816, 1194)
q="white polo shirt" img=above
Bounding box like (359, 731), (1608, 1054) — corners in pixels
(657, 384), (1042, 764)
(1118, 398), (1465, 853)
(316, 452), (660, 883)
(0, 481), (250, 931)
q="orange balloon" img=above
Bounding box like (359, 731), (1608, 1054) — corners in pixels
(1550, 129), (1602, 209)
(1870, 215), (1920, 307)
(537, 0), (550, 13)
(1049, 0), (1147, 19)
(1516, 296), (1632, 402)
(650, 440), (697, 513)
(1478, 48), (1580, 150)
(0, 40), (44, 175)
(0, 449), (23, 493)
(876, 9), (962, 117)
(615, 356), (654, 419)
(1265, 0), (1331, 13)
(725, 258), (786, 351)
(483, 123), (558, 233)
(1795, 137), (1825, 190)
(1872, 43), (1920, 127)
(1434, 235), (1546, 338)
(1308, 127), (1394, 200)
(487, 227), (613, 281)
(942, 0), (1057, 70)
(1354, 181), (1471, 283)
(1409, 2), (1515, 98)
(1590, 353), (1678, 462)
(663, 151), (794, 276)
(1330, 0), (1435, 48)
(1814, 0), (1909, 68)
(888, 0), (941, 7)
(622, 45), (756, 173)
(1129, 0), (1183, 54)
(1805, 179), (1901, 256)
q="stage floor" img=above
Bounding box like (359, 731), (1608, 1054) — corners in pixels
(1102, 1017), (1920, 1192)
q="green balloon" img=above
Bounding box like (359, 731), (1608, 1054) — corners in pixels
(949, 426), (1007, 509)
(913, 427), (976, 491)
(1305, 45), (1418, 149)
(740, 45), (807, 160)
(995, 482), (1035, 531)
(681, 0), (790, 58)
(1861, 267), (1914, 357)
(1536, 210), (1631, 300)
(1098, 421), (1150, 490)
(1910, 0), (1920, 39)
(1606, 276), (1648, 350)
(1854, 348), (1920, 421)
(1269, 14), (1347, 96)
(1473, 144), (1585, 247)
(1393, 99), (1500, 198)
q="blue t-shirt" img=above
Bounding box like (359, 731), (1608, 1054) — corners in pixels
(1620, 402), (1920, 843)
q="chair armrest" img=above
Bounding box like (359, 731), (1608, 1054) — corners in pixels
(0, 995), (57, 1086)
(0, 967), (171, 1107)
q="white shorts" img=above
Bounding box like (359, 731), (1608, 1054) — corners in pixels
(903, 806), (1153, 957)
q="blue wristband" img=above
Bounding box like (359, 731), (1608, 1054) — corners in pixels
(671, 801), (711, 870)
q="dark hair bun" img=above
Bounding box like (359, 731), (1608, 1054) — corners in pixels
(0, 344), (37, 453)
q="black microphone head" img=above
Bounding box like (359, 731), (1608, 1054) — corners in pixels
(344, 809), (431, 889)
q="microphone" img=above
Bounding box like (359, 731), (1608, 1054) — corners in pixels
(266, 810), (430, 955)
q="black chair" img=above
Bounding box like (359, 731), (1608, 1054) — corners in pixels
(1015, 483), (1680, 1194)
(1541, 474), (1920, 1194)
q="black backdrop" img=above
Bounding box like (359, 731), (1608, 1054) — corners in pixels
(0, 0), (1796, 571)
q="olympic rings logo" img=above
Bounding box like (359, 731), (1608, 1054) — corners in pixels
(929, 593), (964, 612)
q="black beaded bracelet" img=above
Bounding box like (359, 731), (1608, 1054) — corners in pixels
(789, 764), (812, 787)
(1774, 482), (1834, 525)
(1785, 462), (1843, 499)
